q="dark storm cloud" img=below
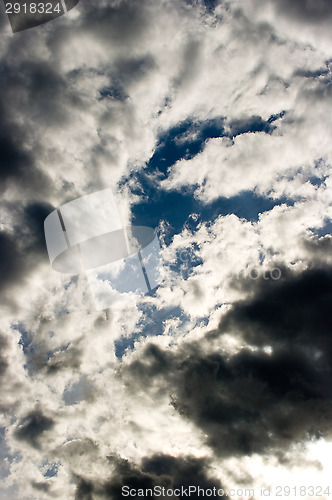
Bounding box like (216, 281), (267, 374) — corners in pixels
(0, 81), (51, 196)
(1, 60), (70, 126)
(0, 202), (53, 298)
(23, 202), (55, 255)
(0, 101), (34, 184)
(74, 454), (228, 500)
(124, 345), (332, 459)
(14, 411), (55, 449)
(122, 266), (332, 460)
(217, 266), (332, 352)
(0, 232), (26, 293)
(22, 61), (68, 122)
(0, 50), (86, 195)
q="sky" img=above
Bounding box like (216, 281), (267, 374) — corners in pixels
(1, 0), (332, 499)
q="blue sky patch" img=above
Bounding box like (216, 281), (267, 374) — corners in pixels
(120, 114), (289, 246)
(115, 304), (189, 359)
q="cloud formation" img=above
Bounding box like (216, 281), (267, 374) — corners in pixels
(1, 0), (332, 498)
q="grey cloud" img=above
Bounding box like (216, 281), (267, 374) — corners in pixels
(23, 202), (55, 256)
(78, 1), (150, 47)
(0, 333), (9, 378)
(98, 55), (156, 103)
(175, 39), (201, 89)
(31, 481), (50, 493)
(271, 0), (332, 22)
(302, 234), (332, 264)
(1, 59), (70, 127)
(124, 344), (332, 459)
(0, 201), (53, 298)
(141, 454), (228, 493)
(122, 267), (332, 460)
(0, 89), (51, 197)
(0, 101), (35, 185)
(27, 340), (83, 376)
(0, 232), (26, 294)
(113, 55), (156, 86)
(14, 411), (55, 449)
(74, 454), (228, 500)
(74, 476), (94, 500)
(21, 61), (69, 125)
(217, 267), (332, 353)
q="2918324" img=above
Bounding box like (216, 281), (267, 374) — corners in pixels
(5, 2), (62, 14)
(2, 0), (79, 32)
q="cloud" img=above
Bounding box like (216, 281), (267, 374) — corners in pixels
(120, 267), (332, 468)
(0, 107), (50, 196)
(269, 0), (332, 23)
(73, 453), (228, 500)
(14, 411), (55, 450)
(1, 0), (332, 498)
(215, 266), (332, 354)
(0, 232), (25, 293)
(0, 333), (9, 378)
(0, 201), (54, 309)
